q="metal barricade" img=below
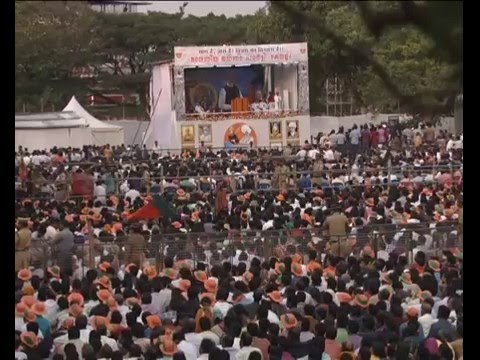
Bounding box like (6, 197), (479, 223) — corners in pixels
(28, 224), (462, 273)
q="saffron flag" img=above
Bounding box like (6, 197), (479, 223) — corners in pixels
(127, 194), (174, 222)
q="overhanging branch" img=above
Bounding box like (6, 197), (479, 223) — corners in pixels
(274, 1), (456, 113)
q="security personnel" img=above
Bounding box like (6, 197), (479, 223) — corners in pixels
(15, 217), (32, 272)
(323, 206), (350, 258)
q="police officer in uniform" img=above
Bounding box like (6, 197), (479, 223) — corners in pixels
(15, 217), (32, 272)
(323, 206), (350, 258)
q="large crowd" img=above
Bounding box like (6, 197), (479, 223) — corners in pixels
(15, 121), (463, 360)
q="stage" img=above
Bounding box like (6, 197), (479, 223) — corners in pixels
(144, 43), (311, 151)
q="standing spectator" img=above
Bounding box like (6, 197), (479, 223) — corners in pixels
(15, 217), (32, 272)
(335, 127), (347, 156)
(370, 125), (379, 149)
(349, 124), (361, 161)
(215, 183), (229, 216)
(53, 220), (75, 276)
(423, 123), (436, 144)
(361, 124), (371, 154)
(234, 333), (262, 360)
(323, 207), (350, 257)
(125, 223), (146, 267)
(378, 124), (389, 146)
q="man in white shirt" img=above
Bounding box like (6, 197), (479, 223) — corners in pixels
(418, 303), (436, 337)
(72, 151), (82, 162)
(199, 328), (220, 346)
(402, 127), (413, 144)
(101, 334), (119, 351)
(174, 331), (198, 360)
(43, 297), (59, 325)
(125, 187), (141, 202)
(75, 316), (92, 343)
(184, 332), (202, 351)
(94, 180), (107, 203)
(323, 146), (335, 162)
(152, 141), (161, 155)
(308, 147), (320, 160)
(119, 180), (130, 194)
(234, 333), (262, 360)
(349, 125), (361, 149)
(296, 148), (307, 158)
(213, 288), (233, 320)
(58, 328), (86, 358)
(23, 154), (31, 166)
(220, 335), (239, 360)
(31, 152), (41, 166)
(41, 152), (51, 164)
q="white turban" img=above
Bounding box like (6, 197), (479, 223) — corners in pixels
(288, 122), (297, 129)
(241, 124), (251, 134)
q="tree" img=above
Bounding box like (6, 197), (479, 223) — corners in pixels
(89, 11), (181, 115)
(15, 1), (96, 111)
(267, 1), (462, 115)
(15, 1), (461, 118)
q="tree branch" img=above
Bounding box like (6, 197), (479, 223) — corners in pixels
(275, 2), (409, 101)
(354, 1), (461, 64)
(274, 1), (455, 113)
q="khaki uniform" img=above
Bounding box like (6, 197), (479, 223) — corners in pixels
(323, 212), (350, 258)
(423, 127), (436, 143)
(275, 165), (289, 190)
(312, 161), (324, 185)
(142, 170), (151, 194)
(15, 228), (32, 271)
(125, 233), (146, 267)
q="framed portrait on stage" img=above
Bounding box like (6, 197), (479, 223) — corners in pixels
(181, 125), (195, 145)
(286, 120), (299, 140)
(198, 124), (212, 144)
(269, 121), (282, 141)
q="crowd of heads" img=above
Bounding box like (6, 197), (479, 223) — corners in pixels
(14, 240), (463, 359)
(14, 121), (463, 359)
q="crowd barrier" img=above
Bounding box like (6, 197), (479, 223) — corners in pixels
(28, 224), (462, 275)
(16, 163), (462, 201)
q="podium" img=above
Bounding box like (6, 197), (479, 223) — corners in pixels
(231, 98), (249, 112)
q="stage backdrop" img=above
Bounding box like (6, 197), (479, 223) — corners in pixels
(184, 66), (264, 113)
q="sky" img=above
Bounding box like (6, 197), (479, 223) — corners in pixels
(141, 1), (266, 17)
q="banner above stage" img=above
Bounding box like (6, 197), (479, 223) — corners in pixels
(174, 43), (308, 67)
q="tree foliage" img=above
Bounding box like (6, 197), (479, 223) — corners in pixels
(15, 1), (462, 117)
(265, 1), (462, 114)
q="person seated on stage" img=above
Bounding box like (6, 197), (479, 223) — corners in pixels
(194, 99), (210, 119)
(267, 91), (275, 103)
(251, 90), (268, 113)
(218, 75), (242, 112)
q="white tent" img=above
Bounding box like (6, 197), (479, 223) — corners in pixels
(63, 96), (125, 146)
(15, 111), (92, 150)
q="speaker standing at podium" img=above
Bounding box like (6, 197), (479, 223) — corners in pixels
(218, 74), (242, 111)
